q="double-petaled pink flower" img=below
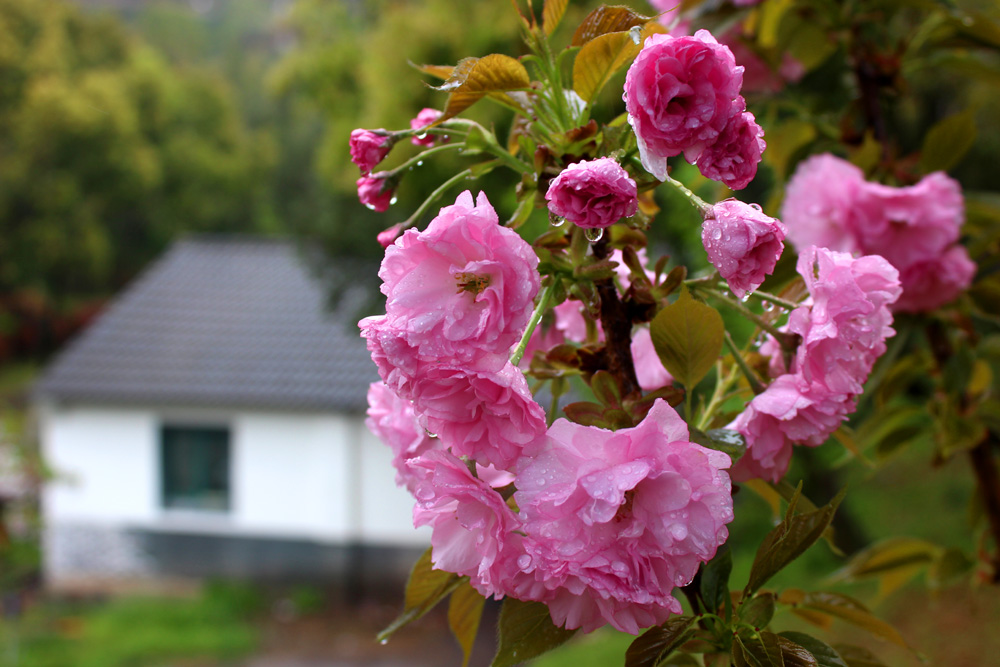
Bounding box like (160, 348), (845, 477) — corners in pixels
(624, 31), (744, 180)
(410, 108), (445, 147)
(702, 199), (786, 299)
(511, 400), (733, 634)
(730, 247), (901, 482)
(782, 154), (975, 312)
(350, 128), (394, 173)
(366, 382), (437, 492)
(545, 158), (638, 229)
(357, 173), (395, 212)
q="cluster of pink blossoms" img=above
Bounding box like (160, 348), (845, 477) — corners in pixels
(545, 157), (638, 230)
(782, 154), (975, 312)
(362, 191), (734, 634)
(729, 246), (902, 482)
(623, 30), (765, 190)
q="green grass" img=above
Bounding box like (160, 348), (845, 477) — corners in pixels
(5, 582), (260, 667)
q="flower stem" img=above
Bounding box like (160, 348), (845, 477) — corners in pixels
(746, 289), (801, 311)
(696, 362), (741, 431)
(406, 168), (473, 225)
(510, 277), (559, 367)
(665, 174), (713, 216)
(723, 330), (765, 395)
(389, 142), (466, 175)
(702, 287), (793, 346)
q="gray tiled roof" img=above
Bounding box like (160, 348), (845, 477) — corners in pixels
(36, 237), (379, 412)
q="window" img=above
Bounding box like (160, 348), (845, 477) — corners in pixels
(160, 425), (230, 511)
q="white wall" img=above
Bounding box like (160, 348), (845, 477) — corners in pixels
(40, 403), (426, 546)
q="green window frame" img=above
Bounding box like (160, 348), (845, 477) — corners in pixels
(160, 425), (231, 511)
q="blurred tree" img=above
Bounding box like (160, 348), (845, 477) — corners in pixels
(0, 0), (272, 305)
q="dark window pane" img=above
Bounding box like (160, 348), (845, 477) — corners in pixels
(161, 425), (230, 511)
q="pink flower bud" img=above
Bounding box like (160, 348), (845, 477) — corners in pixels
(376, 222), (406, 249)
(702, 199), (786, 298)
(349, 128), (392, 173)
(545, 157), (638, 229)
(696, 106), (765, 190)
(356, 173), (394, 212)
(624, 30), (744, 180)
(410, 108), (445, 147)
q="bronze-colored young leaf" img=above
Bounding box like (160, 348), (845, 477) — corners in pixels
(571, 4), (651, 46)
(412, 62), (456, 80)
(492, 599), (577, 667)
(448, 580), (486, 667)
(573, 29), (641, 103)
(590, 370), (623, 407)
(650, 286), (724, 390)
(799, 592), (909, 649)
(378, 548), (461, 642)
(777, 632), (844, 667)
(830, 536), (938, 582)
(733, 629), (783, 667)
(830, 644), (888, 667)
(542, 0), (569, 35)
(563, 401), (608, 427)
(624, 616), (697, 667)
(773, 634), (821, 667)
(920, 107), (977, 173)
(744, 488), (845, 596)
(432, 54), (531, 122)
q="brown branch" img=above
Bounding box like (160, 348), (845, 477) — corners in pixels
(970, 435), (1000, 583)
(592, 238), (639, 399)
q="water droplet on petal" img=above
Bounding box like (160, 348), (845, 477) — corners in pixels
(711, 228), (722, 240)
(389, 196), (398, 206)
(549, 213), (566, 227)
(584, 228), (604, 242)
(750, 203), (762, 211)
(364, 203), (376, 211)
(741, 293), (752, 302)
(517, 554), (532, 569)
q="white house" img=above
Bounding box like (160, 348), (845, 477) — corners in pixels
(35, 237), (426, 590)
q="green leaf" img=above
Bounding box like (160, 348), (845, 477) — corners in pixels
(692, 428), (747, 464)
(920, 108), (977, 173)
(378, 548), (461, 642)
(700, 546), (733, 618)
(624, 616), (697, 667)
(778, 633), (845, 667)
(433, 54), (531, 121)
(799, 592), (909, 649)
(650, 286), (724, 390)
(745, 488), (845, 596)
(563, 401), (608, 427)
(733, 629), (783, 667)
(571, 5), (653, 46)
(449, 581), (486, 667)
(830, 645), (888, 667)
(492, 599), (576, 667)
(542, 0), (569, 35)
(739, 593), (775, 629)
(784, 20), (835, 71)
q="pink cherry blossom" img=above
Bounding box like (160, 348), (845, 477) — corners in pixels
(512, 400), (733, 634)
(410, 108), (445, 147)
(545, 158), (638, 229)
(360, 339), (548, 470)
(894, 245), (976, 313)
(349, 128), (393, 173)
(730, 247), (901, 482)
(850, 172), (964, 269)
(696, 106), (765, 190)
(624, 30), (744, 180)
(366, 382), (437, 492)
(357, 173), (395, 212)
(702, 199), (786, 299)
(409, 450), (524, 597)
(781, 154), (866, 254)
(377, 191), (540, 370)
